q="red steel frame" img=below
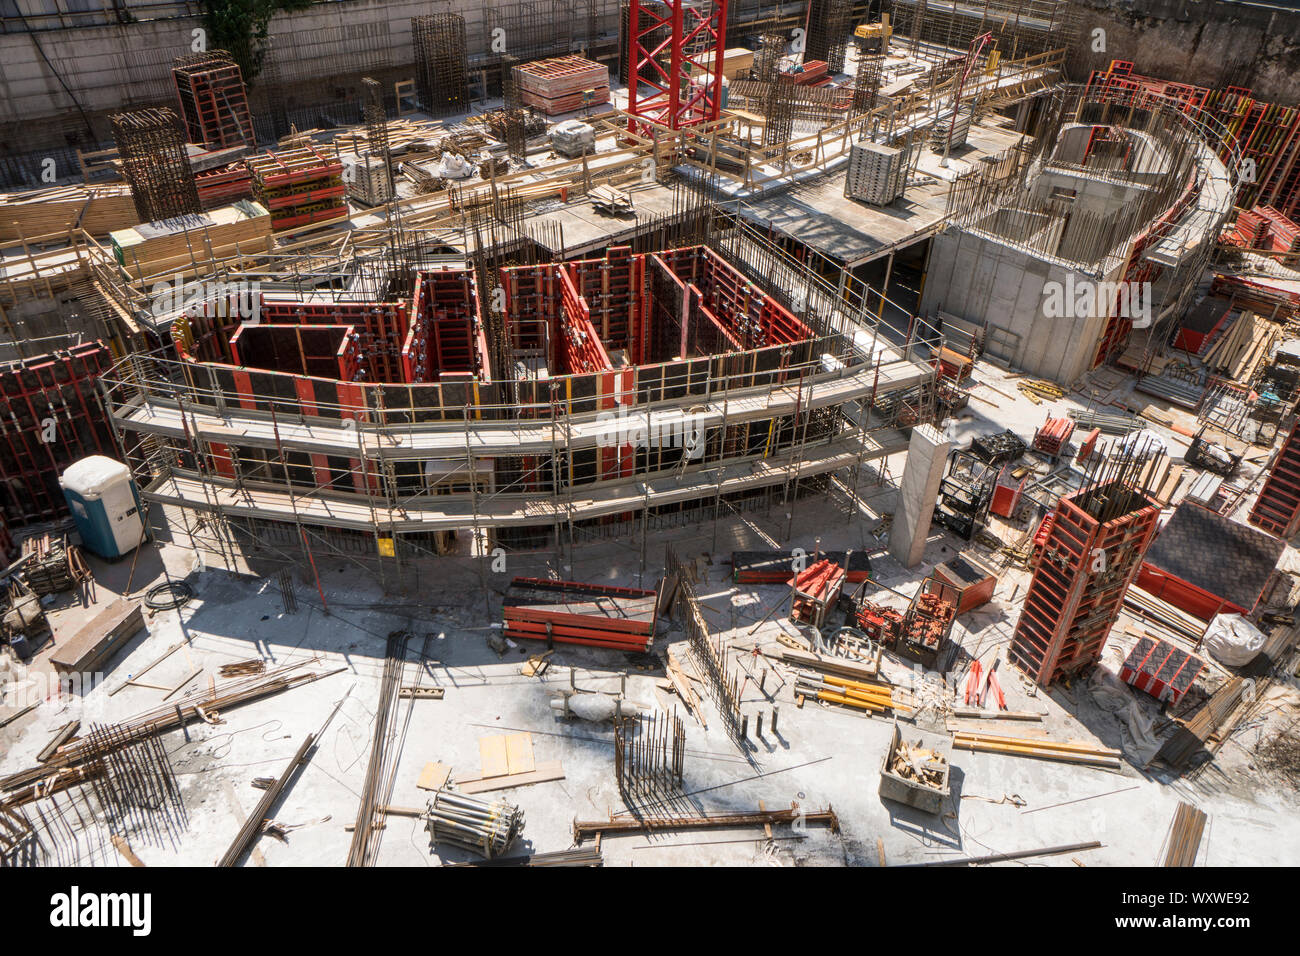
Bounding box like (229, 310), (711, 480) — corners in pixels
(1010, 489), (1161, 687)
(1250, 416), (1300, 538)
(626, 0), (728, 134)
(0, 343), (115, 528)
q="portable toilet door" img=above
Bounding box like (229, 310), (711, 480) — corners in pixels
(59, 456), (146, 560)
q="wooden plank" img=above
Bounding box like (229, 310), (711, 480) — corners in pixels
(479, 735), (510, 778)
(454, 760), (565, 794)
(416, 761), (452, 792)
(505, 732), (535, 775)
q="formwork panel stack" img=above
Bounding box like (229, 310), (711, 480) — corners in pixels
(246, 146), (347, 231)
(0, 344), (115, 529)
(1249, 417), (1300, 538)
(172, 50), (256, 150)
(1010, 471), (1161, 687)
(513, 56), (610, 115)
(111, 108), (202, 223)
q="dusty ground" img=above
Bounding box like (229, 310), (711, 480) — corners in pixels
(3, 361), (1298, 867)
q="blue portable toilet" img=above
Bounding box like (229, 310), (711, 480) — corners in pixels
(59, 456), (146, 560)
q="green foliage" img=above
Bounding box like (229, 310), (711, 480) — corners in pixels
(199, 0), (313, 83)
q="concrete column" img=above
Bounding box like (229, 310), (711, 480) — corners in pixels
(888, 423), (951, 569)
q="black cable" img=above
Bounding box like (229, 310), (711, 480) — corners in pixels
(14, 12), (96, 142)
(145, 580), (193, 610)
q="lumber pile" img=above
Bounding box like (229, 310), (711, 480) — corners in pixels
(20, 534), (83, 596)
(332, 117), (447, 155)
(1200, 310), (1280, 383)
(502, 577), (658, 651)
(513, 56), (610, 115)
(952, 730), (1123, 768)
(1161, 801), (1207, 866)
(1123, 586), (1206, 641)
(1016, 379), (1066, 404)
(0, 184), (138, 241)
(109, 200), (272, 280)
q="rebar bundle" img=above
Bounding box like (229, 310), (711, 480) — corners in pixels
(412, 14), (470, 114)
(362, 77), (396, 204)
(804, 0), (854, 73)
(426, 788), (524, 858)
(753, 31), (784, 82)
(110, 108), (202, 223)
(666, 544), (745, 747)
(614, 710), (685, 796)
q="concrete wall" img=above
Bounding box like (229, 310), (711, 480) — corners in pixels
(1069, 0), (1300, 104)
(0, 0), (635, 152)
(921, 227), (1117, 385)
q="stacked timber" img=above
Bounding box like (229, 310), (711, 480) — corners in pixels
(1200, 310), (1280, 383)
(0, 185), (138, 241)
(20, 534), (77, 596)
(513, 56), (610, 115)
(109, 200), (272, 280)
(502, 577), (658, 652)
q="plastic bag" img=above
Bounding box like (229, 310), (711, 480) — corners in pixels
(1203, 613), (1266, 667)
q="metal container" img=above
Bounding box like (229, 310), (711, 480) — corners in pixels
(879, 722), (953, 815)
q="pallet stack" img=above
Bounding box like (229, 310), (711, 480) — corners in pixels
(513, 56), (610, 115)
(844, 140), (908, 205)
(503, 577), (658, 652)
(246, 145), (348, 231)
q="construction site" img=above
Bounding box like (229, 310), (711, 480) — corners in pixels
(0, 0), (1299, 880)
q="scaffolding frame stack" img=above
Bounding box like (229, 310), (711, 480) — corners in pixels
(412, 14), (471, 115)
(1249, 417), (1300, 538)
(171, 50), (256, 150)
(0, 343), (114, 530)
(110, 108), (202, 223)
(1009, 454), (1163, 687)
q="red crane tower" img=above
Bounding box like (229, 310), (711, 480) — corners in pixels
(626, 0), (728, 135)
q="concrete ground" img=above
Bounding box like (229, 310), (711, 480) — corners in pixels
(3, 368), (1299, 866)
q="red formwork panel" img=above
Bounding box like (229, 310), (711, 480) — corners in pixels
(1009, 488), (1161, 687)
(503, 577), (657, 651)
(173, 54), (256, 149)
(1250, 416), (1300, 537)
(0, 343), (116, 528)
